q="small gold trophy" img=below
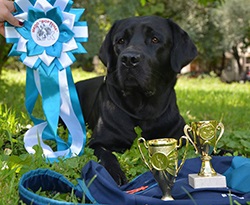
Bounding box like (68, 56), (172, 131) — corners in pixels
(184, 120), (227, 188)
(137, 137), (189, 201)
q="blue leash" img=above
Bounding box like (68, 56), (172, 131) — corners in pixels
(19, 168), (104, 205)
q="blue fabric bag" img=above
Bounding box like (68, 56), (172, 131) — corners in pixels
(19, 156), (250, 205)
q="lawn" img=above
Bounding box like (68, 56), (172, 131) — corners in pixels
(176, 75), (250, 156)
(0, 68), (250, 204)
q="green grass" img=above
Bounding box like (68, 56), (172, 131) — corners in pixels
(0, 68), (250, 204)
(175, 75), (250, 156)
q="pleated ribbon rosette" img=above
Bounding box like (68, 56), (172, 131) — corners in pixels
(5, 0), (88, 162)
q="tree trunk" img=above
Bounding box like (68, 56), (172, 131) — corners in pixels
(0, 36), (11, 76)
(232, 45), (242, 74)
(221, 52), (225, 69)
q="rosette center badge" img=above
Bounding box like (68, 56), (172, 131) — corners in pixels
(31, 18), (60, 47)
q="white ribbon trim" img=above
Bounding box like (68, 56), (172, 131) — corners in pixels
(63, 38), (78, 52)
(15, 13), (28, 21)
(17, 37), (28, 53)
(24, 122), (71, 158)
(59, 69), (85, 156)
(23, 55), (39, 68)
(5, 26), (20, 38)
(62, 12), (75, 30)
(73, 26), (88, 38)
(15, 0), (33, 13)
(58, 52), (74, 68)
(34, 0), (53, 12)
(39, 51), (55, 67)
(54, 0), (69, 11)
(34, 69), (42, 93)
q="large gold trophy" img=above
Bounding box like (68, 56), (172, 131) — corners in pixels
(184, 120), (227, 188)
(137, 137), (189, 201)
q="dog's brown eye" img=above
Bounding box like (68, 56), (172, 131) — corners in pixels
(151, 37), (159, 44)
(117, 38), (125, 44)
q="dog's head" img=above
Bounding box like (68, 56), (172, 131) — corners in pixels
(99, 16), (197, 96)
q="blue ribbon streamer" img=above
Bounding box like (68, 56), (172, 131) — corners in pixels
(25, 68), (45, 125)
(39, 67), (60, 137)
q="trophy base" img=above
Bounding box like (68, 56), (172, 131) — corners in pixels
(188, 173), (227, 189)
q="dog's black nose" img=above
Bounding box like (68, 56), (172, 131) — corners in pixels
(121, 53), (141, 67)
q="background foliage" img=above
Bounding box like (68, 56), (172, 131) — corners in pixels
(75, 0), (249, 75)
(2, 0), (249, 74)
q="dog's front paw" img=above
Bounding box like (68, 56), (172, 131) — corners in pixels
(105, 162), (128, 186)
(94, 146), (128, 186)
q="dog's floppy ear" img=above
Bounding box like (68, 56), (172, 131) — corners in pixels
(168, 19), (197, 73)
(98, 21), (118, 70)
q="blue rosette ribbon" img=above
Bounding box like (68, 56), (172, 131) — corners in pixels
(5, 0), (88, 162)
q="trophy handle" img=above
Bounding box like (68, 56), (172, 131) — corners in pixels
(137, 137), (152, 171)
(213, 122), (224, 153)
(183, 124), (199, 154)
(176, 136), (189, 174)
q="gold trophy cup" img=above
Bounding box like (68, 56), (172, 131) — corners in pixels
(137, 136), (189, 201)
(184, 120), (227, 188)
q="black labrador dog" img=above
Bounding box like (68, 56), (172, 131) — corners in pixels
(76, 16), (197, 185)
